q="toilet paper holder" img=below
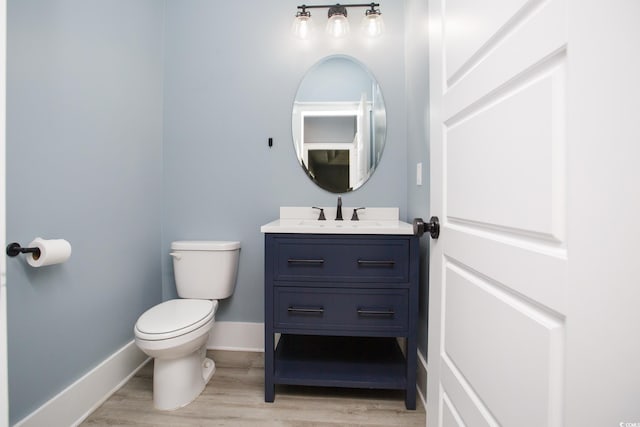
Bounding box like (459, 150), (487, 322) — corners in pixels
(6, 242), (41, 258)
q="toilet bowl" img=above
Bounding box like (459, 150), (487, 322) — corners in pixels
(134, 241), (240, 410)
(135, 299), (217, 410)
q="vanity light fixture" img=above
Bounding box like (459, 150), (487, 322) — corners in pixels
(293, 3), (384, 39)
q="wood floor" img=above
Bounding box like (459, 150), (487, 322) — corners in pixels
(82, 350), (425, 426)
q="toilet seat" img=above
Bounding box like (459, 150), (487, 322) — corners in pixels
(135, 299), (218, 341)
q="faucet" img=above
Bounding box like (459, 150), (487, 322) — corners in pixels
(351, 207), (365, 221)
(335, 196), (343, 220)
(312, 206), (326, 220)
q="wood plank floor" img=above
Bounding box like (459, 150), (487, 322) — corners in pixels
(82, 350), (425, 426)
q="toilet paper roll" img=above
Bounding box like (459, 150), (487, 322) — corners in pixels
(26, 237), (72, 267)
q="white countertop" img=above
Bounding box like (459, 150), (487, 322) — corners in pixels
(260, 207), (414, 235)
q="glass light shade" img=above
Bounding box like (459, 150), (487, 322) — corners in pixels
(361, 12), (384, 38)
(292, 15), (313, 39)
(326, 13), (350, 38)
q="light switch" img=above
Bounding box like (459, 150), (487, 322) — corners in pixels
(416, 162), (423, 186)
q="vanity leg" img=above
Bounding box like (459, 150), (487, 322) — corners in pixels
(264, 246), (276, 403)
(405, 336), (417, 410)
(265, 382), (275, 403)
(264, 329), (275, 402)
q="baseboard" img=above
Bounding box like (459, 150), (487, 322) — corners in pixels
(15, 340), (148, 427)
(207, 321), (264, 352)
(416, 350), (427, 410)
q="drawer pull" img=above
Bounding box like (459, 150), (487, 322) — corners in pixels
(288, 306), (324, 314)
(357, 259), (396, 267)
(287, 258), (325, 265)
(357, 308), (396, 317)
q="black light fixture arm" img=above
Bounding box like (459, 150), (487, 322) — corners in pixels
(297, 3), (380, 10)
(297, 3), (380, 16)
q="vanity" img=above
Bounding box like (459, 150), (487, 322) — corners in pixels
(261, 208), (419, 409)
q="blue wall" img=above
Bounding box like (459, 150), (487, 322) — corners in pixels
(405, 0), (430, 357)
(161, 0), (409, 321)
(6, 1), (165, 423)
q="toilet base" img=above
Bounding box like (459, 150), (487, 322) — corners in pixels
(152, 346), (216, 410)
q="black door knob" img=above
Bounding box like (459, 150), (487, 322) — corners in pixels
(413, 217), (440, 239)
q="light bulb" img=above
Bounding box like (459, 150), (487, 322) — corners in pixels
(361, 11), (384, 38)
(292, 11), (313, 40)
(326, 13), (350, 38)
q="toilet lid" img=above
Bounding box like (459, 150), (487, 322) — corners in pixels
(171, 241), (240, 251)
(135, 299), (217, 341)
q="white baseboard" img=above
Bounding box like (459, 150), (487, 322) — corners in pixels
(416, 350), (427, 410)
(207, 321), (264, 352)
(15, 340), (148, 427)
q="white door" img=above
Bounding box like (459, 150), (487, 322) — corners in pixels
(0, 0), (8, 425)
(427, 1), (640, 426)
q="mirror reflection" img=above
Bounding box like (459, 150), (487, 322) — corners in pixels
(292, 56), (387, 193)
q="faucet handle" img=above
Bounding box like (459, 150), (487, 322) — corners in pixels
(351, 207), (366, 221)
(312, 207), (326, 221)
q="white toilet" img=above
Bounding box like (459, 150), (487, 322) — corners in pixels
(134, 240), (240, 410)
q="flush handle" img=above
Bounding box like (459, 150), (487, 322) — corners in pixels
(169, 252), (182, 261)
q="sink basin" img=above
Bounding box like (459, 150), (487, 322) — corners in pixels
(260, 207), (414, 235)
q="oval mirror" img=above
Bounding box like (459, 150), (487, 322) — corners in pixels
(292, 56), (387, 193)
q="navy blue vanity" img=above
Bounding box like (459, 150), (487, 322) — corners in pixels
(263, 232), (420, 409)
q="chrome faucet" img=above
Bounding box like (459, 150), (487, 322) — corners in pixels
(335, 196), (343, 220)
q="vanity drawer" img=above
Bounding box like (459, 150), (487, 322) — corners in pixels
(272, 237), (410, 283)
(274, 287), (408, 333)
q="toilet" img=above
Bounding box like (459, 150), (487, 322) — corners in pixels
(134, 240), (240, 410)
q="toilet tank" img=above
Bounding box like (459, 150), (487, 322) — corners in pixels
(170, 241), (240, 300)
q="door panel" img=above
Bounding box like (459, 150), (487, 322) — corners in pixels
(441, 392), (467, 427)
(444, 263), (563, 427)
(447, 66), (565, 240)
(441, 361), (493, 427)
(445, 228), (567, 314)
